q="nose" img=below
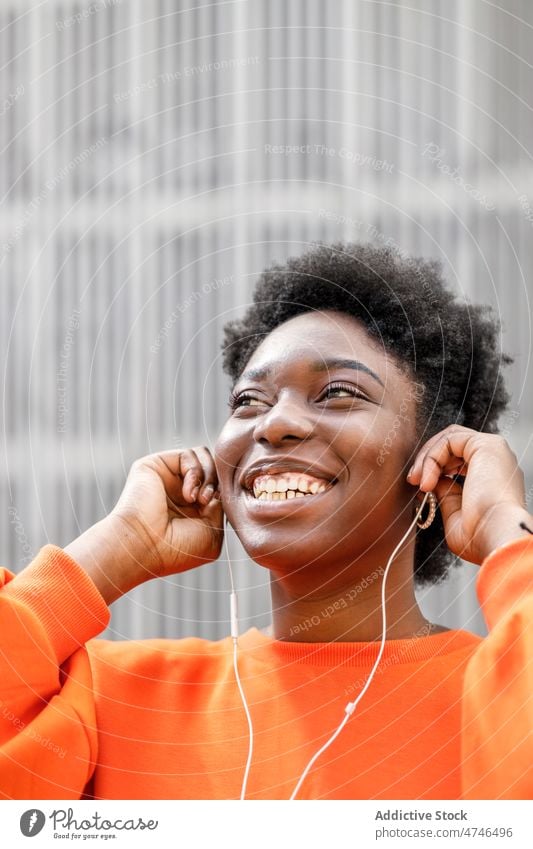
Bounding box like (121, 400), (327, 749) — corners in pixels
(252, 391), (314, 446)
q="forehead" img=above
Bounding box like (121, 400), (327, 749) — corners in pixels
(241, 310), (397, 379)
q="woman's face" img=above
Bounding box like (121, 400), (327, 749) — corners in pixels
(214, 310), (423, 575)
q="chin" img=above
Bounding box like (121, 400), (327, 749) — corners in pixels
(230, 520), (345, 577)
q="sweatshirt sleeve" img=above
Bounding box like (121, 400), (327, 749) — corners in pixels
(0, 545), (110, 799)
(460, 535), (533, 799)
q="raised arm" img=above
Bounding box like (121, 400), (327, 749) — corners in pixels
(407, 425), (533, 799)
(0, 447), (223, 799)
(0, 544), (109, 798)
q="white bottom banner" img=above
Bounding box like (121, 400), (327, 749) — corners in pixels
(1, 800), (531, 848)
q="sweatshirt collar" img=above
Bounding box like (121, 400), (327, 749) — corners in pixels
(235, 626), (481, 666)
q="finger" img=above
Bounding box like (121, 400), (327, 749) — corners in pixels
(197, 493), (225, 527)
(433, 477), (463, 526)
(408, 427), (476, 491)
(152, 448), (188, 476)
(420, 454), (468, 492)
(433, 478), (465, 555)
(178, 449), (207, 502)
(419, 433), (473, 492)
(407, 426), (470, 482)
(190, 445), (219, 504)
(129, 451), (186, 505)
(180, 446), (218, 503)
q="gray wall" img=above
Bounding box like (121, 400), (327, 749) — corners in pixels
(1, 0), (532, 640)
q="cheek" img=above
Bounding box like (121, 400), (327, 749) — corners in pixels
(334, 423), (409, 485)
(213, 423), (242, 484)
(332, 422), (384, 465)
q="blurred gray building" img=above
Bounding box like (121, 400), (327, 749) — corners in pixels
(1, 0), (532, 640)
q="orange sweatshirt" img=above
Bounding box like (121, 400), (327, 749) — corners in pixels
(0, 538), (532, 800)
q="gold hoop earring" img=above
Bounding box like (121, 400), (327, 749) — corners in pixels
(416, 492), (438, 530)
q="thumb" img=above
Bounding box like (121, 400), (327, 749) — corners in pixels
(433, 477), (463, 528)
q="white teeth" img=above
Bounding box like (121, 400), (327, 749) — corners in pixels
(250, 472), (333, 499)
(253, 488), (325, 501)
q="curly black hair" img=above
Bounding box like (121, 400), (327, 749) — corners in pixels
(221, 241), (512, 586)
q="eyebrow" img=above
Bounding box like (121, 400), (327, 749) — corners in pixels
(236, 358), (385, 388)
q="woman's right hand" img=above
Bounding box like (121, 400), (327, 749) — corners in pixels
(65, 447), (224, 604)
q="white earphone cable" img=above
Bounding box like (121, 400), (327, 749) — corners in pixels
(289, 491), (431, 799)
(224, 515), (254, 800)
(225, 492), (431, 801)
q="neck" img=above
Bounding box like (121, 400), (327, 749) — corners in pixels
(269, 536), (432, 643)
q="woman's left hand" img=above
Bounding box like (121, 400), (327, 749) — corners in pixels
(407, 425), (532, 564)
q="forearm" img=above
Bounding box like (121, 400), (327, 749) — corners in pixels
(64, 516), (149, 605)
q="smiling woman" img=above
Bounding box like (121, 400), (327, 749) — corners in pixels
(1, 242), (532, 802)
(219, 242), (514, 587)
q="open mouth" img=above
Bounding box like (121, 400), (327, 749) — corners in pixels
(246, 471), (336, 502)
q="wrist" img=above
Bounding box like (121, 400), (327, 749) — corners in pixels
(64, 516), (149, 604)
(475, 503), (533, 562)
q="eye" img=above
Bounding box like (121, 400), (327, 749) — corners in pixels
(320, 382), (368, 401)
(228, 390), (268, 411)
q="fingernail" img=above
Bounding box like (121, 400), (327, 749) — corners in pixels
(407, 466), (415, 479)
(201, 485), (215, 501)
(191, 484), (200, 499)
